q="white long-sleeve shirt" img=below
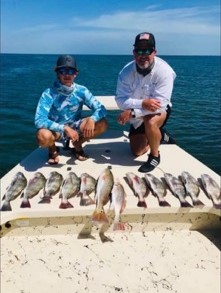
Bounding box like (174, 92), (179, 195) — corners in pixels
(115, 56), (176, 128)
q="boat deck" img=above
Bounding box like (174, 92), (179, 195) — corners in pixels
(1, 96), (220, 293)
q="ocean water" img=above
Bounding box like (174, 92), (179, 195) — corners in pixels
(0, 54), (220, 178)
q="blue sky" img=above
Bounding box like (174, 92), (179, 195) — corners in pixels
(1, 0), (220, 55)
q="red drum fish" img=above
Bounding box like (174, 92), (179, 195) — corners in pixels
(91, 168), (114, 224)
(110, 178), (127, 231)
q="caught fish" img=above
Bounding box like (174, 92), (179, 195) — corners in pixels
(1, 172), (27, 211)
(78, 173), (96, 206)
(200, 174), (221, 209)
(144, 173), (170, 207)
(59, 172), (80, 209)
(164, 173), (192, 207)
(91, 168), (114, 224)
(181, 171), (204, 207)
(110, 178), (127, 231)
(39, 171), (63, 203)
(20, 172), (46, 208)
(125, 172), (148, 208)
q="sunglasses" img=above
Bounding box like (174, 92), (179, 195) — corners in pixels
(57, 68), (76, 75)
(134, 48), (154, 56)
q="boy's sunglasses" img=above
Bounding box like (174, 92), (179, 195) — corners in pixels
(57, 68), (77, 75)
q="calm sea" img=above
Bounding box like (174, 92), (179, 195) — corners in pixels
(0, 54), (220, 178)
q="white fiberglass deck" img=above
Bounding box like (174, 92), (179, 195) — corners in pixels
(1, 96), (220, 293)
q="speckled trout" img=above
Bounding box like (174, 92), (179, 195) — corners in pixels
(201, 174), (221, 209)
(126, 172), (148, 208)
(78, 172), (96, 206)
(1, 172), (27, 211)
(144, 173), (170, 207)
(91, 168), (114, 224)
(20, 172), (46, 208)
(39, 171), (63, 203)
(59, 172), (80, 209)
(181, 171), (204, 207)
(164, 173), (192, 207)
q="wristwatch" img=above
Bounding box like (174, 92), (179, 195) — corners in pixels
(130, 108), (136, 118)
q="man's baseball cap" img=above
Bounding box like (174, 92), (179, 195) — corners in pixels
(55, 55), (78, 71)
(133, 32), (156, 50)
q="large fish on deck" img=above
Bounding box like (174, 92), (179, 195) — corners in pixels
(78, 173), (96, 206)
(91, 168), (114, 224)
(164, 173), (192, 207)
(125, 172), (148, 208)
(39, 171), (63, 203)
(110, 178), (127, 231)
(20, 172), (46, 208)
(180, 171), (204, 207)
(200, 174), (221, 209)
(144, 173), (170, 207)
(1, 172), (27, 211)
(59, 172), (80, 209)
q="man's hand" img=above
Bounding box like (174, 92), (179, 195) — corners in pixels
(117, 109), (131, 125)
(142, 98), (161, 112)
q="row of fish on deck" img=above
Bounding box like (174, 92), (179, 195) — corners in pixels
(1, 168), (220, 229)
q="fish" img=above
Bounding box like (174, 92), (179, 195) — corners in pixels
(144, 173), (171, 207)
(39, 171), (63, 203)
(59, 172), (80, 209)
(125, 172), (148, 208)
(91, 168), (114, 224)
(78, 173), (96, 206)
(180, 171), (204, 207)
(200, 174), (221, 209)
(110, 178), (127, 231)
(20, 172), (46, 208)
(164, 173), (192, 207)
(1, 171), (27, 211)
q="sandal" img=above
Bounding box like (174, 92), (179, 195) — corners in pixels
(73, 148), (89, 161)
(48, 146), (59, 164)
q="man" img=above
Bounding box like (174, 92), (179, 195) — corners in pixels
(35, 54), (108, 164)
(115, 32), (176, 172)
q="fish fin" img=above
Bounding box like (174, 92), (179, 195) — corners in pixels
(20, 192), (24, 198)
(113, 222), (125, 231)
(137, 200), (147, 208)
(38, 197), (51, 204)
(159, 200), (171, 207)
(192, 199), (204, 207)
(91, 209), (109, 224)
(20, 199), (31, 208)
(180, 201), (192, 208)
(59, 201), (73, 209)
(80, 196), (95, 206)
(1, 201), (12, 211)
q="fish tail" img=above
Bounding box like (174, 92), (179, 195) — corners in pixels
(113, 221), (125, 231)
(213, 202), (221, 209)
(59, 201), (73, 209)
(91, 209), (109, 224)
(159, 200), (171, 207)
(1, 201), (12, 211)
(137, 200), (147, 208)
(192, 199), (204, 207)
(38, 197), (51, 204)
(180, 201), (192, 208)
(20, 198), (31, 208)
(80, 196), (95, 206)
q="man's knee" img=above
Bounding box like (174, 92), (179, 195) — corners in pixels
(36, 128), (55, 147)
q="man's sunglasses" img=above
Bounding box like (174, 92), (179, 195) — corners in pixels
(57, 68), (77, 75)
(134, 48), (154, 56)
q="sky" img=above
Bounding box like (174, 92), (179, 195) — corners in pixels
(1, 0), (220, 55)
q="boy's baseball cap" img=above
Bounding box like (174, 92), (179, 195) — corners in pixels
(55, 55), (78, 71)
